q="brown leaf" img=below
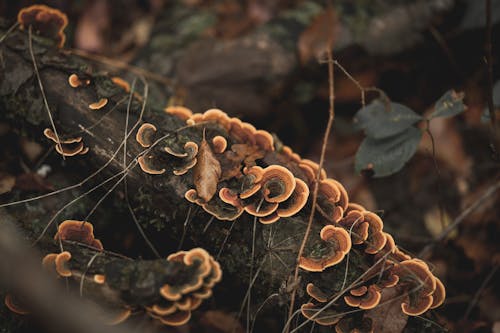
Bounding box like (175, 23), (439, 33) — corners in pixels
(193, 132), (222, 202)
(365, 288), (408, 333)
(0, 172), (16, 195)
(297, 6), (339, 64)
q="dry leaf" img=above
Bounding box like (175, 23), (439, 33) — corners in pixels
(0, 172), (16, 195)
(297, 6), (339, 64)
(365, 288), (408, 333)
(193, 132), (222, 202)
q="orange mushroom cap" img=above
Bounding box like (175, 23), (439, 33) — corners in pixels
(281, 146), (301, 163)
(106, 308), (131, 325)
(318, 179), (341, 203)
(201, 109), (231, 129)
(343, 285), (381, 310)
(89, 98), (108, 110)
(54, 220), (103, 250)
(300, 159), (327, 183)
(186, 189), (244, 220)
(306, 283), (329, 303)
(244, 200), (279, 217)
(17, 5), (68, 48)
(190, 297), (203, 310)
(55, 251), (72, 277)
(175, 297), (192, 311)
(4, 294), (29, 315)
(164, 106), (193, 121)
(345, 202), (366, 213)
(68, 74), (89, 88)
(136, 123), (157, 148)
(430, 277), (446, 309)
(299, 226), (351, 272)
(111, 77), (130, 92)
(219, 188), (242, 208)
(212, 135), (228, 154)
(151, 303), (177, 316)
(260, 165), (296, 203)
(349, 285), (368, 297)
(300, 302), (342, 326)
(43, 128), (82, 144)
(94, 274), (106, 284)
(55, 141), (86, 156)
(42, 253), (57, 271)
(254, 130), (274, 151)
(158, 310), (191, 326)
(401, 294), (434, 316)
(276, 178), (309, 218)
(138, 155), (166, 175)
(258, 212), (281, 224)
(393, 259), (438, 316)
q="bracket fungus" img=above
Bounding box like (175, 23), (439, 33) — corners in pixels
(339, 210), (387, 254)
(4, 294), (29, 315)
(392, 259), (443, 316)
(17, 4), (68, 48)
(164, 106), (194, 121)
(43, 128), (89, 157)
(68, 74), (90, 88)
(299, 225), (351, 272)
(343, 285), (382, 310)
(54, 220), (103, 250)
(111, 77), (131, 93)
(300, 302), (343, 326)
(89, 98), (108, 110)
(136, 123), (157, 148)
(147, 248), (222, 326)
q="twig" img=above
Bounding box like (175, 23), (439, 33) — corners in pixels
(484, 0), (499, 158)
(286, 47), (336, 332)
(419, 177), (500, 258)
(28, 26), (65, 160)
(463, 262), (499, 319)
(0, 22), (20, 44)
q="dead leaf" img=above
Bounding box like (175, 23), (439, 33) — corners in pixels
(0, 172), (16, 195)
(193, 132), (222, 202)
(297, 6), (339, 64)
(365, 288), (408, 333)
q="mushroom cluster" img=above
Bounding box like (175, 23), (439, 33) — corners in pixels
(218, 165), (310, 224)
(147, 248), (222, 326)
(275, 145), (446, 326)
(165, 107), (274, 152)
(17, 4), (68, 48)
(136, 108), (308, 222)
(5, 220), (222, 328)
(43, 128), (89, 157)
(143, 106), (446, 324)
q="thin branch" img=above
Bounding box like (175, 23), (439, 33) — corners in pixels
(419, 177), (500, 257)
(28, 26), (65, 160)
(484, 0), (499, 158)
(286, 47), (336, 332)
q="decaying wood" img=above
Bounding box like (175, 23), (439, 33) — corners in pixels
(0, 15), (445, 332)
